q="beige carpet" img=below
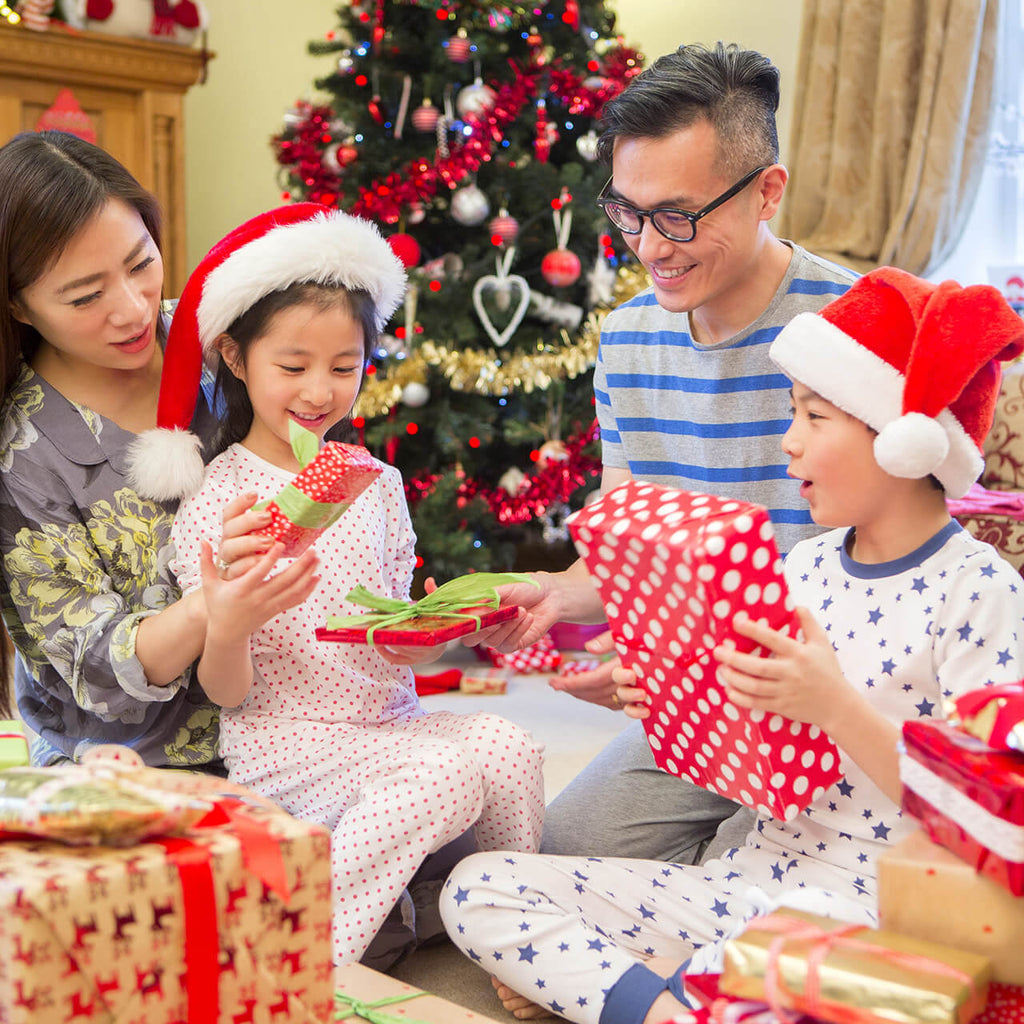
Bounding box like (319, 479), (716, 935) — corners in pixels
(389, 645), (630, 1019)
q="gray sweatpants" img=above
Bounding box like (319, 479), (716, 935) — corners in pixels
(540, 720), (755, 863)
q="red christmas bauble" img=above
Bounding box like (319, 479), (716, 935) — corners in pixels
(541, 248), (582, 288)
(488, 211), (520, 245)
(387, 233), (421, 269)
(446, 30), (472, 63)
(411, 100), (439, 133)
(337, 144), (359, 167)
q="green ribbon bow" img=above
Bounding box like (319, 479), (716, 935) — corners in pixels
(334, 989), (432, 1023)
(253, 421), (352, 530)
(325, 571), (538, 645)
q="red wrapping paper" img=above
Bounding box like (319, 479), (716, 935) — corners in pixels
(569, 482), (841, 820)
(900, 718), (1024, 896)
(254, 441), (382, 558)
(316, 604), (518, 646)
(972, 984), (1024, 1024)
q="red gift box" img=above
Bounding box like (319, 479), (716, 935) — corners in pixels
(972, 983), (1024, 1024)
(900, 718), (1024, 896)
(254, 441), (382, 558)
(481, 633), (563, 673)
(569, 482), (841, 820)
(316, 605), (518, 646)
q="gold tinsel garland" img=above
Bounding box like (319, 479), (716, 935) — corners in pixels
(355, 263), (650, 418)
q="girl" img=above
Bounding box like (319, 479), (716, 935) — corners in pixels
(440, 268), (1024, 1024)
(149, 205), (545, 966)
(0, 130), (256, 769)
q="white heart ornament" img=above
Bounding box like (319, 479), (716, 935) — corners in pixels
(472, 274), (530, 347)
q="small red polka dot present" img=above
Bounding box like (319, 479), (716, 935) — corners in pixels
(482, 633), (563, 674)
(252, 423), (382, 558)
(568, 481), (842, 821)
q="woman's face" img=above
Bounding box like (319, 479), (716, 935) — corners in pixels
(12, 198), (163, 374)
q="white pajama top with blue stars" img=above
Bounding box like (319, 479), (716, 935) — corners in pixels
(440, 521), (1024, 1024)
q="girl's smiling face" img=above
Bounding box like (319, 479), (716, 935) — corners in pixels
(220, 300), (365, 471)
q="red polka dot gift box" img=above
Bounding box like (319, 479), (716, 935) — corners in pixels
(567, 481), (841, 821)
(253, 425), (382, 559)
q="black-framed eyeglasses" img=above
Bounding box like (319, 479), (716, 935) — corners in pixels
(596, 165), (769, 243)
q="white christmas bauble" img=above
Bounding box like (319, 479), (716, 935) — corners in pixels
(456, 79), (497, 118)
(499, 467), (526, 494)
(407, 201), (426, 225)
(576, 129), (599, 162)
(401, 381), (430, 408)
(450, 184), (490, 226)
(322, 143), (342, 174)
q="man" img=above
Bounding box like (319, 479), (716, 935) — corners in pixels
(479, 41), (858, 864)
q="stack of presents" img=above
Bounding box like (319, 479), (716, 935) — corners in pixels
(0, 441), (1021, 1022)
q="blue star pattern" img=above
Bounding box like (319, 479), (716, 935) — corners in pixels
(433, 523), (1024, 1024)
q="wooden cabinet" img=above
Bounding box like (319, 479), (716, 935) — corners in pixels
(0, 23), (210, 295)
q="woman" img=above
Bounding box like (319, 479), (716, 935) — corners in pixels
(0, 130), (254, 769)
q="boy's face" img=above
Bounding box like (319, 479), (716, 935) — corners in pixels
(782, 382), (890, 529)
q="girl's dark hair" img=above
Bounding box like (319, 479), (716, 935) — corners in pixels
(0, 131), (164, 395)
(596, 42), (781, 176)
(212, 282), (378, 454)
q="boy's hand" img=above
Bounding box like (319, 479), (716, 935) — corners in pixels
(713, 607), (847, 731)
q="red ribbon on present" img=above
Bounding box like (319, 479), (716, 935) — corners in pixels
(749, 914), (980, 1024)
(951, 681), (1024, 750)
(157, 798), (292, 1024)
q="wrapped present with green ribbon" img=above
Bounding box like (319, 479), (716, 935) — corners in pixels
(0, 721), (29, 771)
(316, 571), (537, 646)
(252, 420), (382, 558)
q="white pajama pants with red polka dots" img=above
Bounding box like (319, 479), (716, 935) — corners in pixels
(224, 709), (545, 963)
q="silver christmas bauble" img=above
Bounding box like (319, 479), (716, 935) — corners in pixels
(401, 381), (430, 408)
(450, 184), (490, 226)
(576, 129), (599, 162)
(456, 79), (497, 118)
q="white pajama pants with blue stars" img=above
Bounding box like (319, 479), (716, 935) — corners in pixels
(439, 845), (877, 1024)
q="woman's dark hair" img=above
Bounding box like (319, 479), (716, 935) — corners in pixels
(212, 282), (378, 454)
(596, 42), (781, 176)
(0, 131), (164, 395)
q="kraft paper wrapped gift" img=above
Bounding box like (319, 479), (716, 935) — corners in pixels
(335, 962), (505, 1024)
(253, 423), (382, 558)
(720, 906), (991, 1024)
(568, 481), (841, 820)
(878, 828), (1024, 984)
(0, 765), (334, 1023)
(900, 718), (1024, 896)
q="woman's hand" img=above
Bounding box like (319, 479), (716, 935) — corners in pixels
(610, 660), (651, 719)
(713, 607), (848, 732)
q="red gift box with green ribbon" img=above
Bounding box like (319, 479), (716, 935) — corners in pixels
(0, 759), (334, 1023)
(253, 422), (382, 558)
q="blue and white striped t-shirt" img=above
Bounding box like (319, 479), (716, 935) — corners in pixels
(594, 242), (857, 556)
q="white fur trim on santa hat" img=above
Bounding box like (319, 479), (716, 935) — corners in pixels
(196, 212), (405, 350)
(126, 428), (206, 503)
(770, 311), (982, 498)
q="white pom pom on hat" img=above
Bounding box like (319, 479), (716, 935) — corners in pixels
(769, 266), (1024, 499)
(126, 203), (407, 502)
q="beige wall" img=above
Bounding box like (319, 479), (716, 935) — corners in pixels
(183, 0), (804, 271)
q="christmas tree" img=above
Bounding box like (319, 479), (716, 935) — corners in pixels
(272, 0), (644, 582)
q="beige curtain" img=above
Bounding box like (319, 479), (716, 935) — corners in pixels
(777, 0), (999, 276)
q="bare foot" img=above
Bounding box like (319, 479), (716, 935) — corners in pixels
(490, 975), (555, 1019)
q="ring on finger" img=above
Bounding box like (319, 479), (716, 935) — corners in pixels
(611, 693), (620, 707)
(214, 555), (231, 577)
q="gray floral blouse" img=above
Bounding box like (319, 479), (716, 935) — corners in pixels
(0, 362), (221, 768)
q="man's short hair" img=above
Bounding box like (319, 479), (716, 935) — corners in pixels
(596, 42), (781, 176)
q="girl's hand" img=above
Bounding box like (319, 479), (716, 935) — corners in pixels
(376, 643), (447, 666)
(213, 491), (276, 579)
(713, 607), (848, 732)
(199, 539), (320, 640)
(611, 661), (651, 719)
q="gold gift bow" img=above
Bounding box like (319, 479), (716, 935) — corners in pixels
(752, 914), (981, 1023)
(325, 571), (539, 645)
(334, 989), (433, 1023)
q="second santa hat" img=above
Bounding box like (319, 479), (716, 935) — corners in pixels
(127, 203), (406, 501)
(769, 265), (1024, 499)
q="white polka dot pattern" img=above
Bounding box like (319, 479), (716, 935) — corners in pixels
(568, 481), (841, 821)
(256, 441), (382, 558)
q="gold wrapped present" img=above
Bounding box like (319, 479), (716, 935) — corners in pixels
(879, 829), (1024, 984)
(335, 962), (505, 1023)
(460, 669), (509, 695)
(0, 772), (334, 1022)
(721, 907), (991, 1024)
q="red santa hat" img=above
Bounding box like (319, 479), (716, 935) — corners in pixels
(770, 266), (1024, 499)
(127, 203), (406, 501)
